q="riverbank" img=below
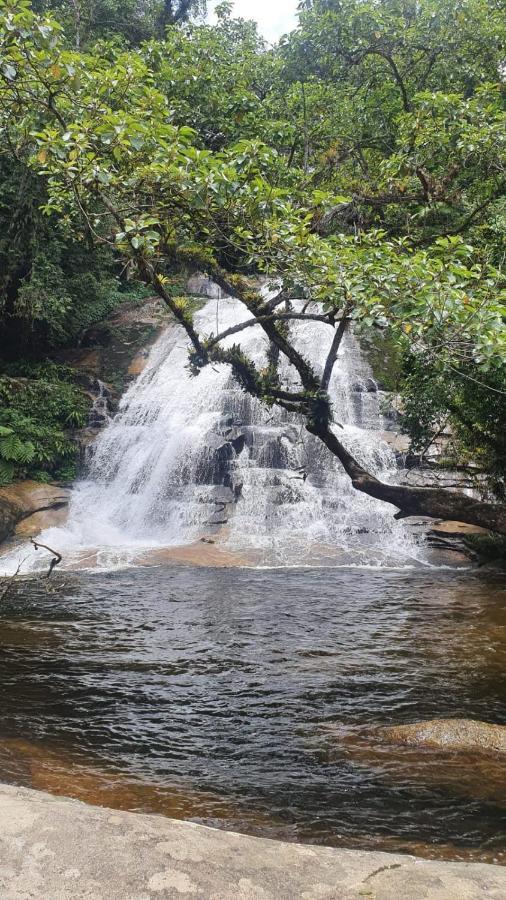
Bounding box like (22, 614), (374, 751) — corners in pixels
(1, 784), (505, 899)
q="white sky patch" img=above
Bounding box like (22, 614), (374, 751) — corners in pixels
(207, 1), (298, 42)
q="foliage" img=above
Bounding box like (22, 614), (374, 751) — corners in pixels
(0, 363), (90, 484)
(0, 0), (503, 513)
(0, 157), (144, 351)
(464, 532), (506, 566)
(400, 356), (506, 499)
(31, 0), (205, 46)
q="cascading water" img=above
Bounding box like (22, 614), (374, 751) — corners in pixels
(1, 287), (424, 572)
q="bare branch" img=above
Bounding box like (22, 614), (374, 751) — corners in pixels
(321, 310), (350, 391)
(30, 538), (62, 578)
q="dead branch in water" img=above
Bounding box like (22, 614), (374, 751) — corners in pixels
(29, 538), (63, 577)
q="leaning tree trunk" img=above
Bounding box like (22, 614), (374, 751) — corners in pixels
(308, 421), (506, 534)
(94, 195), (506, 536)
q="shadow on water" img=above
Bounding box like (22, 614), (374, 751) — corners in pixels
(0, 564), (505, 863)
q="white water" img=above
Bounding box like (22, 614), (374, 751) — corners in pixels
(1, 289), (425, 573)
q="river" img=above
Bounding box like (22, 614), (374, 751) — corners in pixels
(1, 564), (504, 863)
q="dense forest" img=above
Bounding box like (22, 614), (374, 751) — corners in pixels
(0, 0), (505, 530)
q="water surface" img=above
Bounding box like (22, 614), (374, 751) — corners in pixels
(0, 565), (504, 862)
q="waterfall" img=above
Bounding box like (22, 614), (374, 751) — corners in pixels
(1, 289), (424, 572)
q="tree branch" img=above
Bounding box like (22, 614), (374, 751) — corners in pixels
(321, 311), (350, 391)
(307, 421), (506, 533)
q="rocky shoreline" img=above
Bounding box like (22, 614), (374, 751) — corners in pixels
(1, 783), (505, 899)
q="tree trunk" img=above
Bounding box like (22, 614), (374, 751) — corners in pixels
(308, 422), (506, 534)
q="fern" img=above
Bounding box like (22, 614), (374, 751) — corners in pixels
(0, 433), (35, 463)
(0, 365), (91, 483)
(0, 459), (14, 485)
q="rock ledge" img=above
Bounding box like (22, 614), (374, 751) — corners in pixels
(0, 784), (505, 899)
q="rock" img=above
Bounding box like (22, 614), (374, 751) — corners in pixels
(229, 432), (246, 454)
(127, 349), (150, 377)
(319, 720), (506, 805)
(1, 783), (506, 899)
(208, 511), (228, 526)
(0, 496), (20, 544)
(205, 486), (235, 505)
(379, 719), (506, 754)
(377, 431), (411, 453)
(186, 273), (223, 298)
(15, 506), (69, 537)
(256, 436), (289, 469)
(0, 482), (70, 546)
(430, 521), (490, 536)
(0, 481), (70, 517)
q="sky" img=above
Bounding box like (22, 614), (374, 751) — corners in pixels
(207, 1), (299, 43)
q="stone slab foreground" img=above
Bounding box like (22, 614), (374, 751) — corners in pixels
(0, 785), (505, 899)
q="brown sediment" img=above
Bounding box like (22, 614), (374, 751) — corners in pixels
(0, 738), (273, 830)
(318, 830), (506, 866)
(317, 723), (506, 806)
(0, 621), (62, 649)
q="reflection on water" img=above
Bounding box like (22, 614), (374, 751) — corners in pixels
(0, 565), (505, 862)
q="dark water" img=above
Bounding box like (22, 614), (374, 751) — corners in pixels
(0, 565), (505, 861)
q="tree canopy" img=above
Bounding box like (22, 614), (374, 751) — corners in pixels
(0, 0), (504, 529)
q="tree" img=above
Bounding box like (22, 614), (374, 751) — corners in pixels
(31, 0), (205, 47)
(0, 2), (504, 530)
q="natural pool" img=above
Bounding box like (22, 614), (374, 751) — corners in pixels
(0, 565), (504, 863)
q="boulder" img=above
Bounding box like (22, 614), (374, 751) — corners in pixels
(0, 481), (70, 545)
(15, 506), (69, 537)
(318, 720), (506, 804)
(378, 718), (506, 754)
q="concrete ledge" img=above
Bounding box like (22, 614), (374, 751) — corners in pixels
(0, 784), (505, 899)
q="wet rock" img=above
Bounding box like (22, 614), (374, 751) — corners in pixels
(208, 511), (228, 526)
(186, 273), (223, 299)
(217, 413), (243, 433)
(430, 521), (490, 537)
(256, 437), (289, 469)
(379, 719), (506, 754)
(15, 506), (69, 538)
(377, 431), (411, 454)
(205, 486), (235, 505)
(127, 348), (150, 377)
(0, 497), (20, 544)
(229, 431), (246, 455)
(319, 721), (506, 805)
(204, 433), (234, 453)
(0, 482), (71, 546)
(271, 482), (304, 506)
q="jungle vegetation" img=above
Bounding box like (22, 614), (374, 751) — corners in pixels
(0, 0), (504, 530)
